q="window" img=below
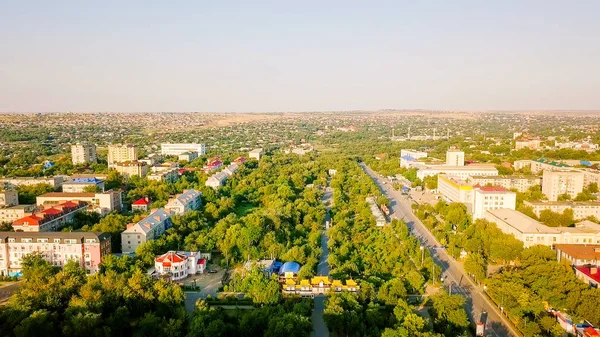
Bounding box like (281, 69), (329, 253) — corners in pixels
(54, 239), (61, 243)
(22, 238), (32, 243)
(8, 238), (15, 243)
(37, 238), (48, 243)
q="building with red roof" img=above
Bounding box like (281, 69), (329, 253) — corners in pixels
(12, 201), (87, 232)
(132, 197), (152, 212)
(154, 250), (206, 281)
(234, 157), (247, 164)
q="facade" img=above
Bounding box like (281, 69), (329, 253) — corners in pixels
(36, 191), (122, 215)
(0, 176), (65, 190)
(107, 144), (138, 164)
(555, 244), (600, 266)
(202, 160), (223, 173)
(472, 187), (516, 220)
(121, 208), (172, 253)
(515, 139), (542, 150)
(513, 159), (570, 174)
(366, 197), (386, 226)
(437, 175), (474, 205)
(485, 209), (600, 248)
(542, 170), (585, 201)
(417, 164), (498, 180)
(147, 169), (179, 183)
(524, 201), (600, 219)
(161, 143), (206, 156)
(132, 197), (152, 212)
(400, 149), (428, 168)
(114, 161), (149, 178)
(467, 175), (541, 193)
(62, 178), (105, 193)
(222, 163), (239, 176)
(178, 151), (198, 162)
(249, 148), (263, 160)
(446, 150), (465, 167)
(283, 277), (359, 297)
(154, 251), (206, 281)
(574, 266), (600, 288)
(205, 171), (228, 189)
(0, 205), (37, 224)
(164, 189), (202, 215)
(71, 143), (97, 165)
(0, 232), (111, 276)
(0, 191), (19, 207)
(12, 201), (88, 232)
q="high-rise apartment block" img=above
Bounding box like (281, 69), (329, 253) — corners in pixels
(108, 144), (138, 164)
(446, 150), (465, 167)
(71, 143), (97, 165)
(542, 170), (585, 201)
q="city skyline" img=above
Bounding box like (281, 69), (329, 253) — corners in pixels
(1, 1), (599, 112)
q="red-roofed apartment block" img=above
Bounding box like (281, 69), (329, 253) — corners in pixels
(12, 201), (88, 232)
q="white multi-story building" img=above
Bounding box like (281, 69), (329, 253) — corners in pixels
(222, 163), (239, 176)
(249, 148), (263, 160)
(446, 150), (465, 167)
(0, 176), (65, 190)
(524, 201), (600, 220)
(400, 149), (428, 168)
(513, 159), (570, 173)
(161, 143), (206, 156)
(472, 186), (516, 220)
(147, 169), (179, 183)
(542, 170), (585, 201)
(71, 143), (97, 165)
(178, 152), (198, 162)
(0, 205), (36, 224)
(164, 189), (202, 215)
(62, 178), (105, 193)
(0, 232), (111, 276)
(485, 209), (600, 248)
(366, 197), (386, 227)
(418, 165), (498, 180)
(36, 191), (122, 215)
(205, 171), (229, 189)
(108, 144), (138, 165)
(154, 251), (206, 281)
(437, 175), (474, 205)
(515, 139), (542, 150)
(0, 191), (19, 207)
(121, 208), (171, 253)
(467, 175), (541, 192)
(114, 161), (149, 178)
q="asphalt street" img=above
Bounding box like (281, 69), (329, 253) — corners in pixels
(312, 186), (333, 337)
(360, 162), (519, 337)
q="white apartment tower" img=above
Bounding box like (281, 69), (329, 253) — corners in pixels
(542, 170), (585, 201)
(71, 143), (97, 165)
(446, 150), (465, 167)
(108, 144), (138, 164)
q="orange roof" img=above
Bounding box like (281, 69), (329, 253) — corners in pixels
(155, 251), (187, 266)
(59, 201), (79, 208)
(42, 208), (62, 215)
(13, 215), (43, 226)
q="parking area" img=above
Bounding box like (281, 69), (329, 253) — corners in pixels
(182, 262), (226, 312)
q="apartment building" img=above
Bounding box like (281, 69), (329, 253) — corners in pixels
(222, 163), (239, 176)
(0, 176), (65, 190)
(524, 201), (600, 219)
(366, 197), (386, 227)
(121, 208), (172, 253)
(12, 201), (88, 232)
(147, 169), (179, 183)
(400, 149), (428, 168)
(417, 164), (498, 180)
(515, 139), (542, 150)
(0, 232), (111, 276)
(205, 171), (228, 189)
(467, 175), (541, 192)
(36, 191), (122, 215)
(71, 143), (97, 165)
(0, 191), (18, 207)
(178, 152), (198, 162)
(62, 178), (105, 193)
(249, 148), (263, 160)
(542, 170), (585, 201)
(161, 143), (206, 156)
(0, 205), (37, 224)
(114, 161), (149, 178)
(472, 186), (516, 220)
(153, 251), (206, 281)
(446, 150), (465, 167)
(107, 144), (138, 165)
(485, 209), (600, 248)
(513, 159), (570, 174)
(437, 175), (474, 205)
(164, 189), (202, 215)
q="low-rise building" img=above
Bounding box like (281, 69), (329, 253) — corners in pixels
(366, 197), (386, 227)
(132, 197), (152, 212)
(147, 169), (179, 183)
(178, 151), (198, 162)
(467, 175), (541, 193)
(205, 171), (229, 189)
(542, 170), (585, 201)
(121, 208), (172, 253)
(282, 277), (359, 297)
(574, 266), (600, 288)
(0, 231), (111, 276)
(151, 162), (178, 173)
(555, 244), (600, 266)
(524, 201), (600, 219)
(114, 161), (149, 178)
(62, 178), (105, 193)
(249, 148), (263, 160)
(161, 143), (206, 156)
(515, 139), (542, 150)
(12, 201), (88, 232)
(222, 163), (239, 176)
(164, 189), (202, 215)
(154, 251), (206, 281)
(202, 160), (223, 173)
(0, 205), (37, 224)
(485, 209), (600, 248)
(0, 176), (65, 190)
(36, 191), (122, 215)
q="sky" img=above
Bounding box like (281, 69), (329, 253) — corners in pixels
(1, 0), (599, 112)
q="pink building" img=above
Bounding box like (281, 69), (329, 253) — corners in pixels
(0, 232), (111, 276)
(12, 201), (88, 232)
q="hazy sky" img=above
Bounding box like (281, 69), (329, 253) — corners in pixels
(1, 1), (599, 112)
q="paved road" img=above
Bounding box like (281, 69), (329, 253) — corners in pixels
(360, 163), (519, 337)
(312, 186), (333, 337)
(0, 282), (20, 304)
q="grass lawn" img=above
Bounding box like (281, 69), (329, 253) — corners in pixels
(234, 203), (259, 216)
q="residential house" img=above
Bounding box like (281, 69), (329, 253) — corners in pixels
(121, 208), (172, 253)
(154, 251), (206, 281)
(164, 189), (202, 215)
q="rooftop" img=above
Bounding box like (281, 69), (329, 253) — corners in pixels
(486, 209), (559, 234)
(38, 192), (96, 198)
(66, 178), (104, 184)
(477, 186), (510, 192)
(555, 244), (600, 261)
(575, 266), (600, 284)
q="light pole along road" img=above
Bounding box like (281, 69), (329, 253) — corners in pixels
(360, 162), (520, 337)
